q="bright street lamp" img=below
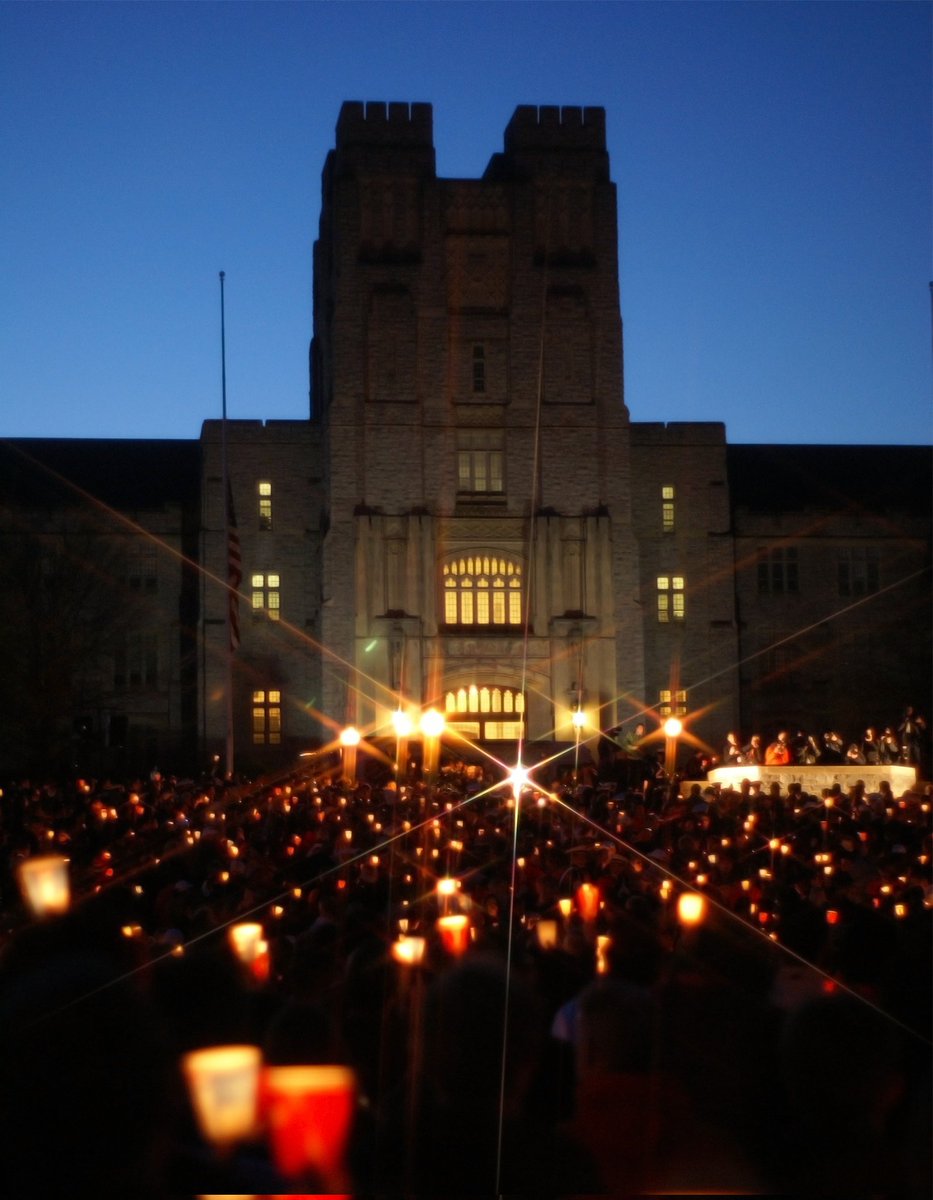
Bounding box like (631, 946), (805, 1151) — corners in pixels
(339, 725), (361, 784)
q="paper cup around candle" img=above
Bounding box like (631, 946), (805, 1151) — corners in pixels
(183, 1044), (262, 1148)
(576, 882), (600, 923)
(535, 918), (559, 950)
(391, 936), (426, 966)
(17, 855), (70, 917)
(262, 1064), (356, 1184)
(677, 891), (706, 926)
(229, 922), (270, 981)
(437, 913), (470, 956)
(229, 922), (264, 962)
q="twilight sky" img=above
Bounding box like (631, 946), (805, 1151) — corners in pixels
(2, 1), (930, 445)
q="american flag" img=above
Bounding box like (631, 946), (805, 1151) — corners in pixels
(226, 481), (242, 652)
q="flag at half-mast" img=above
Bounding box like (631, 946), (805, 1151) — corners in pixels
(226, 481), (242, 652)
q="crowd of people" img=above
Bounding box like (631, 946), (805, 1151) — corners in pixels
(0, 724), (930, 1197)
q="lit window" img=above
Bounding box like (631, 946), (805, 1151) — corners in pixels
(472, 344), (486, 394)
(251, 572), (281, 620)
(657, 575), (685, 622)
(659, 689), (687, 718)
(661, 485), (675, 533)
(757, 547), (798, 595)
(252, 689), (282, 745)
(457, 430), (504, 495)
(837, 548), (879, 597)
(443, 555), (522, 626)
(258, 481), (273, 531)
(444, 685), (524, 741)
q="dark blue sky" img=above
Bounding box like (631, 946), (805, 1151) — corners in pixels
(2, 1), (930, 444)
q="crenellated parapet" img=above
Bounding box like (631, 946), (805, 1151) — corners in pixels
(485, 105), (610, 184)
(335, 100), (434, 150)
(504, 105), (607, 151)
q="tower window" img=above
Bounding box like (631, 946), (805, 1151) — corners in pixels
(661, 485), (675, 533)
(657, 575), (685, 622)
(252, 689), (282, 745)
(126, 542), (158, 592)
(472, 344), (486, 394)
(258, 481), (273, 531)
(251, 573), (281, 620)
(457, 430), (504, 495)
(443, 555), (523, 626)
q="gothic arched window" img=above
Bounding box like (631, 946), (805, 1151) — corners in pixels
(442, 554), (523, 627)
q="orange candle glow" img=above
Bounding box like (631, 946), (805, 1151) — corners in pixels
(576, 882), (600, 923)
(437, 913), (470, 956)
(677, 892), (706, 926)
(17, 855), (70, 917)
(391, 936), (426, 967)
(183, 1044), (262, 1148)
(262, 1064), (356, 1186)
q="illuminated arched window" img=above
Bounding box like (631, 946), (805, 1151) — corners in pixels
(444, 686), (525, 741)
(442, 555), (523, 627)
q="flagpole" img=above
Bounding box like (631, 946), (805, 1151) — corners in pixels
(220, 270), (235, 780)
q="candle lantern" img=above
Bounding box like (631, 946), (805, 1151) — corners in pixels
(262, 1064), (356, 1188)
(183, 1044), (262, 1150)
(392, 936), (427, 967)
(17, 855), (70, 917)
(576, 882), (600, 923)
(535, 918), (559, 950)
(437, 913), (470, 956)
(676, 891), (706, 926)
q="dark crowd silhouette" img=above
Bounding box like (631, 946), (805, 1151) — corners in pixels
(0, 712), (930, 1197)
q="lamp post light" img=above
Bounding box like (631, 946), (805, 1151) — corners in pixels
(339, 725), (361, 785)
(663, 715), (683, 780)
(571, 702), (586, 783)
(419, 708), (446, 786)
(392, 707), (414, 783)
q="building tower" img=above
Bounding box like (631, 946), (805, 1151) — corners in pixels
(311, 102), (645, 755)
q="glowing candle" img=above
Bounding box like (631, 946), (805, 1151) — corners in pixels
(677, 892), (706, 926)
(535, 919), (559, 950)
(437, 914), (470, 956)
(183, 1044), (261, 1149)
(262, 1064), (356, 1186)
(576, 882), (600, 923)
(17, 855), (70, 917)
(391, 936), (426, 966)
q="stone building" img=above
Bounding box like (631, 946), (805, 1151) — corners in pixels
(1, 102), (929, 778)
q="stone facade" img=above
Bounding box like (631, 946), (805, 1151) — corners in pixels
(1, 103), (929, 778)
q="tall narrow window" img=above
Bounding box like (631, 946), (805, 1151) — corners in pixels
(457, 430), (504, 495)
(252, 689), (282, 744)
(114, 632), (158, 689)
(472, 344), (486, 394)
(258, 481), (273, 531)
(126, 542), (158, 592)
(443, 555), (522, 626)
(657, 575), (685, 622)
(661, 485), (675, 533)
(251, 572), (281, 620)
